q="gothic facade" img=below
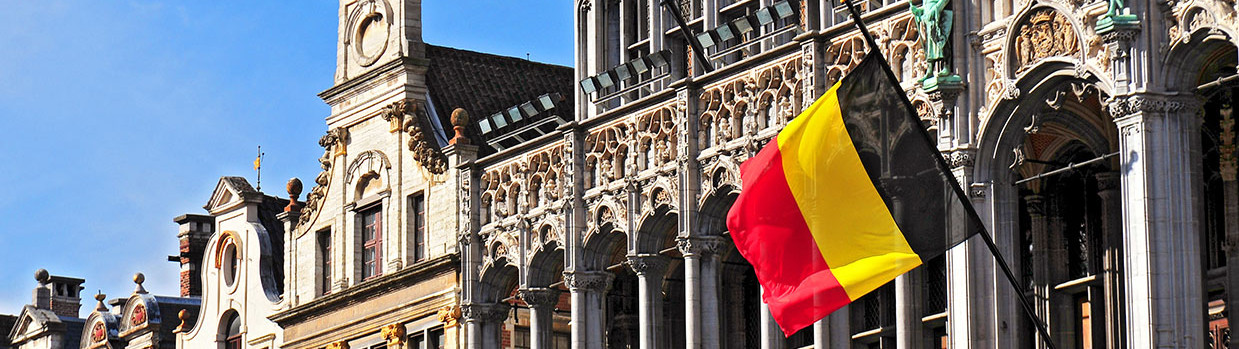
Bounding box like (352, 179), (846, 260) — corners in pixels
(455, 0), (1239, 348)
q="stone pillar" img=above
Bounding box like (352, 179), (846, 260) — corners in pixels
(1094, 172), (1125, 348)
(462, 302), (510, 349)
(895, 270), (924, 348)
(678, 236), (724, 349)
(759, 289), (786, 349)
(1110, 94), (1205, 347)
(1023, 193), (1053, 348)
(628, 254), (670, 349)
(520, 288), (561, 349)
(566, 271), (613, 349)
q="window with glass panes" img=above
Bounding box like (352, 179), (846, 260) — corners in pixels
(359, 206), (383, 279)
(318, 228), (332, 294)
(411, 194), (426, 262)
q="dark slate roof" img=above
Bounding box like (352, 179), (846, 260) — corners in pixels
(0, 314), (14, 346)
(223, 176), (257, 194)
(424, 44), (574, 153)
(151, 296), (200, 349)
(57, 316), (83, 349)
(257, 194), (289, 297)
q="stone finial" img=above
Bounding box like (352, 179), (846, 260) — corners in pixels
(133, 273), (147, 294)
(95, 292), (107, 311)
(174, 309), (189, 333)
(450, 108), (470, 145)
(34, 269), (50, 285)
(285, 178), (303, 212)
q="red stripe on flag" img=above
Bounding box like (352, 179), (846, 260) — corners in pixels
(726, 139), (853, 336)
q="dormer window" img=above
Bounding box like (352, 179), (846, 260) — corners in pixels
(359, 206), (383, 280)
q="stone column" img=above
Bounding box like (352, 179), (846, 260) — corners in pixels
(895, 269), (924, 348)
(759, 289), (786, 349)
(1218, 102), (1239, 349)
(1110, 94), (1205, 347)
(566, 271), (614, 349)
(1023, 193), (1052, 347)
(462, 302), (510, 349)
(520, 288), (561, 349)
(678, 236), (724, 349)
(1093, 172), (1124, 348)
(628, 254), (670, 349)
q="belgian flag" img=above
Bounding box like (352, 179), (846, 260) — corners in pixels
(725, 53), (984, 335)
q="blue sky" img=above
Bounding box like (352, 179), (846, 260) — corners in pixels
(0, 1), (571, 316)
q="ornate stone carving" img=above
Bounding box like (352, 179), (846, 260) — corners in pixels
(326, 341), (350, 349)
(461, 303), (510, 323)
(677, 236), (726, 257)
(437, 305), (462, 327)
(1107, 94), (1202, 118)
(626, 254), (669, 276)
(699, 56), (801, 152)
(1014, 9), (1080, 72)
(1221, 105), (1237, 181)
(299, 128), (346, 226)
(384, 99), (449, 175)
(519, 288), (561, 308)
(969, 183), (988, 199)
(321, 127), (350, 157)
(1023, 195), (1046, 216)
(381, 323), (406, 346)
(563, 270), (614, 293)
(949, 150), (975, 168)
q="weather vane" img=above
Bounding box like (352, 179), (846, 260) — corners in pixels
(254, 145), (264, 191)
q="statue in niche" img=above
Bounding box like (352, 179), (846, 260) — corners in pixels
(911, 0), (961, 91)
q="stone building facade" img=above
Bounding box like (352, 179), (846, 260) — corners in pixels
(268, 1), (574, 349)
(452, 0), (1239, 349)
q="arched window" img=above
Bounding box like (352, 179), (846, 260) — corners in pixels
(223, 312), (241, 349)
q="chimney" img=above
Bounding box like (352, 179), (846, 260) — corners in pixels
(32, 270), (85, 318)
(174, 214), (215, 297)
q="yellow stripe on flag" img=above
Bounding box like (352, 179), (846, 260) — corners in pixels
(775, 82), (922, 300)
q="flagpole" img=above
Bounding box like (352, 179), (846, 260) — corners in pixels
(836, 1), (1059, 348)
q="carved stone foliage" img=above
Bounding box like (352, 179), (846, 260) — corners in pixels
(437, 305), (461, 327)
(299, 127), (348, 227)
(889, 16), (927, 85)
(383, 99), (449, 175)
(985, 52), (1006, 104)
(1168, 5), (1237, 46)
(461, 302), (511, 323)
(380, 323), (406, 346)
(563, 271), (615, 293)
(480, 144), (565, 225)
(584, 103), (679, 193)
(1107, 94), (1202, 118)
(699, 56), (801, 153)
(1013, 9), (1080, 73)
(481, 226), (520, 273)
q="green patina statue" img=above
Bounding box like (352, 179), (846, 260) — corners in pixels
(1097, 0), (1138, 33)
(911, 0), (959, 90)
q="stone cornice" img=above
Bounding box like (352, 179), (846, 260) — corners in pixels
(318, 57), (429, 102)
(268, 254), (458, 326)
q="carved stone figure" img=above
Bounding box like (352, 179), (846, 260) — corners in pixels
(1013, 9), (1079, 72)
